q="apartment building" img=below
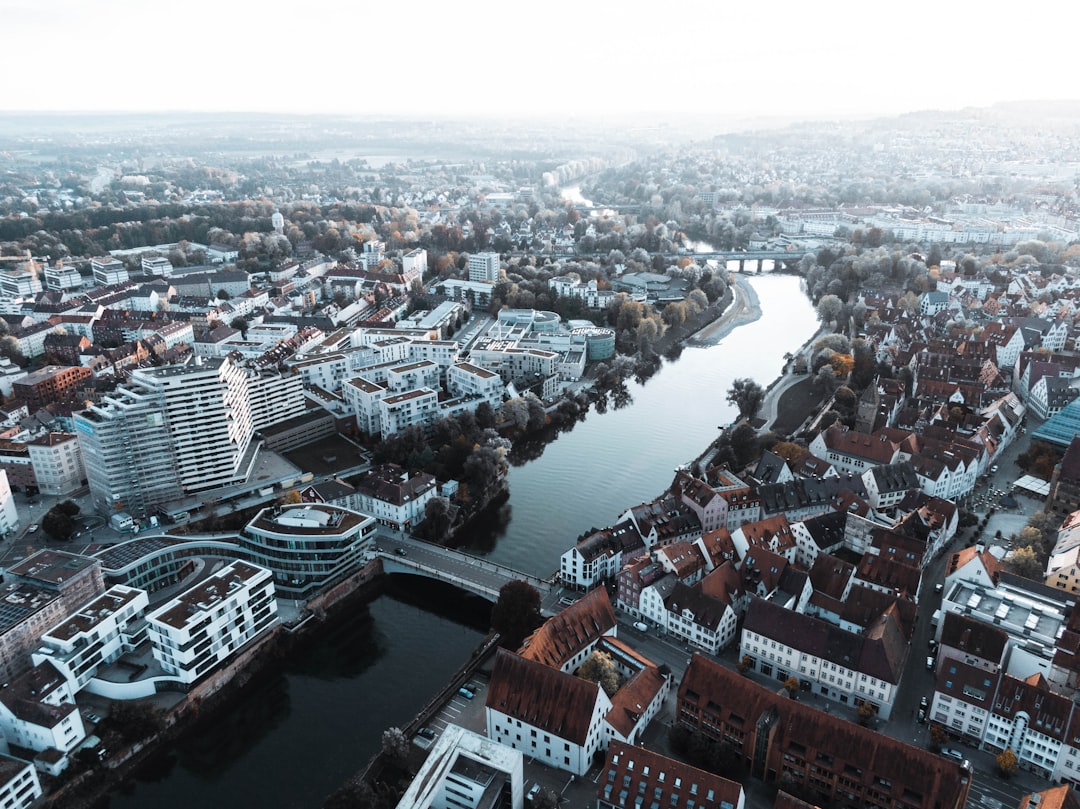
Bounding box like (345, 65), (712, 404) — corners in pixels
(0, 754), (42, 809)
(468, 252), (500, 283)
(598, 742), (744, 809)
(26, 432), (84, 496)
(90, 257), (128, 286)
(32, 585), (149, 692)
(146, 561), (277, 686)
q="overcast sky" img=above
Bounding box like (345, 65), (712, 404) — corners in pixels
(3, 0), (1076, 121)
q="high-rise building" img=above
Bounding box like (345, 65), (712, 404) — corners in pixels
(74, 356), (290, 517)
(90, 257), (128, 286)
(467, 252), (500, 283)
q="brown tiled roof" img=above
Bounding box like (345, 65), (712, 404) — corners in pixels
(518, 587), (615, 669)
(946, 545), (1005, 583)
(598, 741), (743, 809)
(605, 666), (666, 738)
(486, 650), (600, 745)
(1019, 786), (1080, 809)
(744, 597), (906, 684)
(935, 658), (999, 709)
(698, 528), (738, 567)
(838, 584), (916, 636)
(855, 553), (921, 597)
(678, 656), (968, 809)
(992, 672), (1072, 741)
(808, 554), (854, 600)
(940, 612), (1009, 663)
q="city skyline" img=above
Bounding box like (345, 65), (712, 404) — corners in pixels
(4, 0), (1077, 122)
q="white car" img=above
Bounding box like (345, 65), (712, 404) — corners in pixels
(633, 621), (649, 632)
(27, 524), (39, 533)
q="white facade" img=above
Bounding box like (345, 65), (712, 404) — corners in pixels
(146, 561), (277, 686)
(0, 755), (41, 809)
(91, 257), (128, 286)
(26, 433), (84, 497)
(0, 471), (17, 539)
(379, 388), (439, 437)
(468, 252), (500, 283)
(32, 585), (149, 692)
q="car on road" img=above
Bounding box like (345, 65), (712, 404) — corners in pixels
(920, 696), (929, 709)
(633, 621), (649, 632)
(27, 524), (38, 533)
(395, 547), (408, 556)
(991, 464), (999, 473)
(926, 655), (936, 670)
(527, 784), (541, 802)
(916, 708), (926, 724)
(458, 687), (474, 699)
(934, 582), (943, 594)
(558, 596), (577, 607)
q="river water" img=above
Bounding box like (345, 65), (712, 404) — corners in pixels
(106, 274), (817, 809)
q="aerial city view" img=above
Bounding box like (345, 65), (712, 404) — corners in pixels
(3, 6), (1080, 809)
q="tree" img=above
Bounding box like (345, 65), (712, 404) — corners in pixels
(816, 294), (843, 327)
(929, 724), (948, 751)
(577, 650), (621, 696)
(380, 727), (409, 768)
(41, 503), (78, 541)
(736, 655), (753, 674)
(230, 316), (249, 338)
(783, 676), (800, 698)
(281, 490), (302, 505)
(1005, 546), (1044, 580)
(424, 496), (452, 541)
(857, 701), (877, 725)
(996, 748), (1019, 778)
(726, 378), (765, 422)
(216, 289), (231, 300)
(490, 580), (542, 649)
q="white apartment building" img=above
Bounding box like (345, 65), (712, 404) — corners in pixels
(43, 263), (83, 292)
(379, 388), (439, 437)
(0, 358), (28, 398)
(401, 248), (427, 286)
(468, 252), (500, 283)
(32, 585), (149, 692)
(141, 255), (173, 276)
(26, 432), (84, 496)
(446, 362), (504, 407)
(0, 755), (42, 809)
(90, 257), (128, 286)
(0, 470), (17, 539)
(352, 465), (437, 531)
(146, 561), (277, 686)
(386, 360), (441, 393)
(0, 270), (42, 298)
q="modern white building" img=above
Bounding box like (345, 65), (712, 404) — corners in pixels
(32, 585), (149, 692)
(146, 561), (277, 686)
(0, 470), (17, 540)
(468, 252), (500, 283)
(239, 504), (378, 598)
(91, 257), (129, 286)
(0, 754), (42, 809)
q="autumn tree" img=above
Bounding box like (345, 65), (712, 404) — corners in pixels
(783, 676), (800, 698)
(737, 655), (753, 674)
(929, 724), (948, 751)
(996, 748), (1019, 777)
(577, 650), (622, 696)
(726, 377), (765, 422)
(490, 580), (542, 649)
(857, 701), (877, 725)
(1006, 546), (1044, 580)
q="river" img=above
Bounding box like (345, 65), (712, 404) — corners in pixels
(106, 274), (818, 809)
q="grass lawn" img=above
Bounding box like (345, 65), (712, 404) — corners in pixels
(773, 376), (828, 436)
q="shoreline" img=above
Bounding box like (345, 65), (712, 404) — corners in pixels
(686, 273), (764, 346)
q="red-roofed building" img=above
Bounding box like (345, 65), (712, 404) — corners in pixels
(597, 741), (744, 809)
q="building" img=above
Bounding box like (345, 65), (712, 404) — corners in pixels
(74, 355), (295, 517)
(91, 257), (128, 286)
(739, 596), (909, 719)
(25, 433), (84, 496)
(11, 365), (92, 410)
(597, 742), (744, 809)
(0, 470), (16, 539)
(485, 649), (612, 776)
(468, 252), (501, 283)
(145, 561), (277, 686)
(0, 754), (42, 809)
(1048, 437), (1080, 519)
(395, 724), (524, 809)
(350, 464), (437, 530)
(239, 504), (377, 598)
(677, 655), (971, 809)
(31, 585), (149, 692)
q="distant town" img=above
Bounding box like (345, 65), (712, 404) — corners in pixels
(1, 104), (1080, 809)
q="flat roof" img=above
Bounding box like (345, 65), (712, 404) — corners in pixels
(148, 560), (269, 631)
(6, 550), (99, 587)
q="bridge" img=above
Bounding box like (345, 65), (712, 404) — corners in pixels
(507, 248), (804, 271)
(372, 533), (562, 614)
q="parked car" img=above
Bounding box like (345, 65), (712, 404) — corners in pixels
(527, 784), (542, 802)
(27, 524), (38, 533)
(920, 696), (929, 709)
(418, 728), (436, 740)
(633, 621), (649, 632)
(458, 687), (474, 699)
(926, 655), (935, 670)
(934, 582), (944, 594)
(916, 708), (926, 724)
(558, 596), (577, 607)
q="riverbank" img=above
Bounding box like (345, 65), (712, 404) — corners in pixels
(686, 273), (763, 347)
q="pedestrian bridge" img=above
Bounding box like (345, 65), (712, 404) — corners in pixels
(373, 534), (557, 608)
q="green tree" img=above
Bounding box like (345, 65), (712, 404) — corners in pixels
(380, 727), (409, 768)
(490, 580), (542, 649)
(816, 294), (843, 327)
(41, 503), (78, 541)
(726, 378), (765, 422)
(230, 316), (249, 338)
(996, 748), (1019, 777)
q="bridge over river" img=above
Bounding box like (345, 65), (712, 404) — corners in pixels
(373, 533), (562, 614)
